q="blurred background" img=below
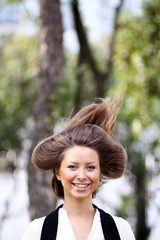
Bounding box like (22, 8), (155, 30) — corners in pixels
(0, 0), (160, 239)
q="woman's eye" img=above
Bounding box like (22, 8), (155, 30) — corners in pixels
(87, 166), (95, 170)
(68, 165), (77, 170)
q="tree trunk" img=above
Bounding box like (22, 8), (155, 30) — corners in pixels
(71, 0), (124, 101)
(135, 167), (150, 240)
(28, 0), (63, 220)
(73, 58), (85, 114)
(71, 0), (104, 102)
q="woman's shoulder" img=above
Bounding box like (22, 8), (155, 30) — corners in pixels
(112, 215), (130, 226)
(30, 216), (46, 228)
(95, 205), (135, 240)
(112, 216), (136, 240)
(21, 216), (45, 240)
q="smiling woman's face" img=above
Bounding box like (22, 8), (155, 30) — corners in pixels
(56, 145), (101, 202)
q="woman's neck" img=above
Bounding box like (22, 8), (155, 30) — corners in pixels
(62, 198), (95, 216)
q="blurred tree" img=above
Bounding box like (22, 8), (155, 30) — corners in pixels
(0, 34), (38, 168)
(53, 0), (159, 239)
(70, 0), (124, 113)
(112, 0), (160, 239)
(0, 0), (63, 219)
(28, 0), (63, 220)
(0, 0), (63, 220)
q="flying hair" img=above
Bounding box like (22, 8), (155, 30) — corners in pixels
(63, 97), (120, 135)
(32, 96), (127, 198)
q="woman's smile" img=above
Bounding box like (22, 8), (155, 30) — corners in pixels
(72, 183), (90, 190)
(72, 183), (90, 187)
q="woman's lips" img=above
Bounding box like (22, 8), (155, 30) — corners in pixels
(72, 183), (90, 188)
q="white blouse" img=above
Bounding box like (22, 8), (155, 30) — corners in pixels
(21, 208), (135, 240)
(56, 208), (104, 240)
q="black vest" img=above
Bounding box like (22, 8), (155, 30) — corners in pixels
(41, 204), (121, 240)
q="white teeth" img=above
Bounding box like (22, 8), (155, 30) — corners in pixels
(73, 184), (89, 188)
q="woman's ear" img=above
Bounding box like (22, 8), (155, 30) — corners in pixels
(55, 169), (61, 181)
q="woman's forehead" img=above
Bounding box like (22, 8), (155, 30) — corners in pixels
(61, 145), (100, 164)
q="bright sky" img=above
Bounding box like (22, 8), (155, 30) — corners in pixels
(62, 0), (143, 51)
(0, 0), (143, 51)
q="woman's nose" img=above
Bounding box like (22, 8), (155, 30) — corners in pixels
(77, 168), (86, 180)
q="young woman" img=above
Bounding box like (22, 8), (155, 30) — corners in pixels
(21, 98), (135, 240)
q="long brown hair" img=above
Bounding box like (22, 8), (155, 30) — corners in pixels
(32, 98), (127, 198)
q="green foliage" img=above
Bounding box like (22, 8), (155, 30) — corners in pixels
(116, 194), (135, 219)
(142, 0), (160, 103)
(109, 1), (160, 236)
(50, 51), (95, 119)
(111, 0), (160, 170)
(112, 0), (160, 133)
(49, 53), (77, 119)
(0, 0), (22, 4)
(0, 34), (39, 152)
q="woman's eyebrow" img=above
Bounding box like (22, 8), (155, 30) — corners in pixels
(65, 161), (78, 164)
(85, 162), (97, 165)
